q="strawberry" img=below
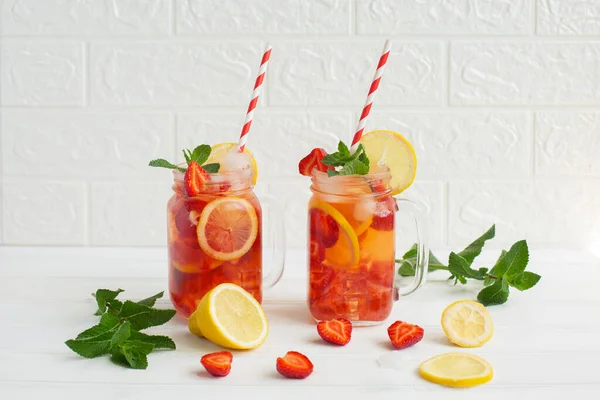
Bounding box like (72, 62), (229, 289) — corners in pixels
(276, 351), (314, 379)
(299, 148), (330, 176)
(309, 208), (339, 248)
(371, 211), (394, 231)
(184, 161), (211, 197)
(200, 351), (233, 377)
(309, 239), (326, 264)
(317, 318), (352, 346)
(387, 321), (424, 350)
(309, 264), (335, 293)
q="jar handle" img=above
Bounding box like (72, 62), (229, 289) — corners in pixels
(259, 193), (286, 289)
(394, 198), (429, 298)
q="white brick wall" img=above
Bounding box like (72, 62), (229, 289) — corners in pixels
(1, 0), (599, 252)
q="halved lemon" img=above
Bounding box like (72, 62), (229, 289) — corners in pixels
(360, 130), (417, 195)
(197, 197), (258, 261)
(310, 200), (360, 271)
(206, 142), (259, 185)
(441, 300), (494, 348)
(188, 283), (268, 349)
(419, 352), (493, 388)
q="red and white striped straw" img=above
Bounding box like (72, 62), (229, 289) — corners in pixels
(350, 39), (392, 153)
(238, 44), (272, 153)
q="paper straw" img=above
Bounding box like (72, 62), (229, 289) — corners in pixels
(238, 44), (272, 153)
(350, 39), (392, 153)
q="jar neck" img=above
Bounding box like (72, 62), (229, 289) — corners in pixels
(310, 170), (392, 199)
(172, 167), (254, 196)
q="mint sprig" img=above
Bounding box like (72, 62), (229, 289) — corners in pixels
(322, 141), (370, 177)
(65, 289), (176, 369)
(396, 224), (541, 306)
(149, 144), (220, 173)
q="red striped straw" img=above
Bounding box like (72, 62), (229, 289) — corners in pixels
(350, 39), (392, 153)
(238, 44), (272, 153)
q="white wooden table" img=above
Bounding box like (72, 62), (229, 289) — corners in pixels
(1, 246), (599, 399)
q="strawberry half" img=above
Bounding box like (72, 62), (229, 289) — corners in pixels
(299, 148), (330, 176)
(387, 321), (424, 350)
(309, 238), (326, 264)
(317, 318), (352, 346)
(276, 351), (314, 379)
(200, 351), (233, 377)
(309, 208), (339, 248)
(184, 161), (211, 197)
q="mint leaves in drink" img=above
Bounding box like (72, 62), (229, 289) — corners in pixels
(149, 144), (220, 173)
(321, 141), (371, 177)
(396, 225), (541, 306)
(65, 289), (176, 369)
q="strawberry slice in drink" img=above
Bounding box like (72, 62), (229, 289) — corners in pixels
(309, 238), (326, 264)
(309, 208), (339, 248)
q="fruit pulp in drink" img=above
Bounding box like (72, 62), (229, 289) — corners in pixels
(308, 190), (395, 323)
(167, 181), (262, 318)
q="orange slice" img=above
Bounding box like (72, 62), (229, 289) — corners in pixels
(197, 197), (258, 261)
(206, 142), (259, 185)
(310, 200), (360, 271)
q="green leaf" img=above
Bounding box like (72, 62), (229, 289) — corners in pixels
(92, 288), (123, 315)
(65, 337), (113, 359)
(148, 159), (186, 173)
(190, 144), (211, 165)
(507, 271), (541, 291)
(202, 163), (220, 173)
(503, 240), (530, 278)
(477, 278), (510, 306)
(448, 252), (487, 280)
(119, 340), (154, 369)
(457, 224), (495, 265)
(130, 332), (176, 350)
(327, 168), (339, 177)
(75, 313), (120, 340)
(397, 245), (445, 276)
(119, 301), (177, 331)
(110, 321), (132, 348)
(337, 158), (369, 176)
(337, 141), (351, 157)
(136, 291), (164, 308)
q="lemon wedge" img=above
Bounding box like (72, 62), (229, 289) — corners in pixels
(441, 300), (494, 348)
(360, 130), (417, 195)
(206, 142), (259, 185)
(188, 283), (268, 350)
(310, 199), (360, 271)
(419, 352), (493, 388)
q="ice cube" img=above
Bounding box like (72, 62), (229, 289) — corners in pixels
(353, 200), (377, 222)
(220, 147), (251, 172)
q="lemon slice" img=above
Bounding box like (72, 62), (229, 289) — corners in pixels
(197, 197), (258, 261)
(419, 352), (493, 388)
(207, 142), (259, 185)
(441, 300), (494, 348)
(360, 130), (417, 195)
(310, 199), (360, 271)
(188, 283), (268, 349)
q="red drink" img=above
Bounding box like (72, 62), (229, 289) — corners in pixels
(167, 169), (263, 318)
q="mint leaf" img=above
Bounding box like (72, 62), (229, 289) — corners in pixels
(507, 271), (541, 291)
(119, 340), (154, 369)
(448, 252), (487, 280)
(190, 145), (211, 165)
(202, 163), (220, 173)
(458, 224), (495, 265)
(148, 159), (186, 173)
(338, 141), (351, 157)
(110, 321), (132, 348)
(130, 332), (176, 350)
(397, 245), (444, 276)
(92, 289), (123, 316)
(75, 313), (120, 340)
(338, 158), (370, 176)
(183, 149), (191, 164)
(136, 291), (164, 308)
(65, 336), (113, 359)
(503, 240), (529, 278)
(119, 301), (176, 331)
(477, 278), (510, 306)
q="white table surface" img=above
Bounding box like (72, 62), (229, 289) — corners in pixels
(1, 246), (599, 399)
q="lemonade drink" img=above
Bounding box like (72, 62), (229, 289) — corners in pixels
(308, 170), (396, 323)
(167, 166), (262, 317)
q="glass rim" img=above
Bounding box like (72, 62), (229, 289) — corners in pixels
(172, 163), (254, 183)
(310, 166), (391, 183)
